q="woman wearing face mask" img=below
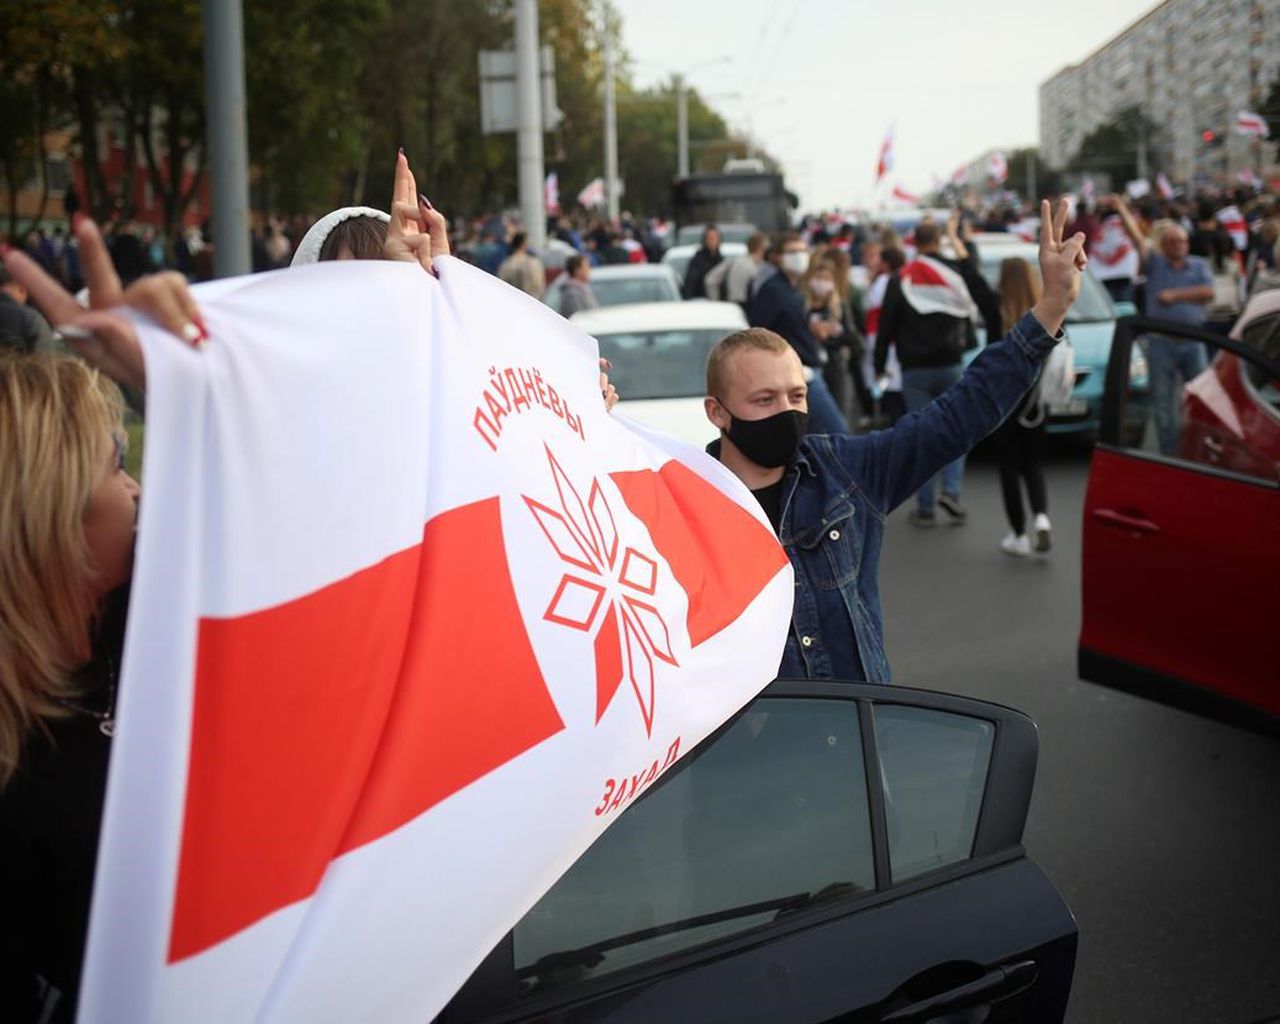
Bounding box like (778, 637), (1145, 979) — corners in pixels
(802, 252), (860, 425)
(745, 233), (849, 435)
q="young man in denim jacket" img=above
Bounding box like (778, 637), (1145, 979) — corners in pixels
(704, 201), (1087, 681)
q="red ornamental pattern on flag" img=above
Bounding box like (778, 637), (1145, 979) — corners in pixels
(79, 259), (793, 1023)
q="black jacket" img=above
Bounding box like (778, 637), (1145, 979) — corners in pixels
(874, 254), (1000, 375)
(746, 270), (822, 367)
(0, 589), (127, 1023)
(681, 246), (722, 299)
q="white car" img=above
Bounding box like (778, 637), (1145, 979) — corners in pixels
(659, 242), (748, 288)
(571, 301), (749, 447)
(543, 263), (681, 314)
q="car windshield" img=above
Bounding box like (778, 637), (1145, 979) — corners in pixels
(676, 224), (756, 245)
(595, 328), (732, 399)
(591, 276), (679, 307)
(979, 255), (1114, 324)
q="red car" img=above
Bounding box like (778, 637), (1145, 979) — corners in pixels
(1080, 292), (1280, 727)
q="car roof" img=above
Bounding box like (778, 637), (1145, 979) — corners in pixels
(661, 241), (748, 260)
(571, 300), (749, 333)
(580, 264), (678, 280)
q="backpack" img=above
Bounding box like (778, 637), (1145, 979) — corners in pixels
(1018, 338), (1075, 428)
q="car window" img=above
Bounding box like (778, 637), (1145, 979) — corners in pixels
(1114, 319), (1280, 482)
(595, 328), (734, 399)
(592, 276), (679, 307)
(663, 253), (691, 281)
(543, 282), (563, 313)
(873, 705), (994, 884)
(512, 698), (875, 997)
(979, 257), (1114, 324)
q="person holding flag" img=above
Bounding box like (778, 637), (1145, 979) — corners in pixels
(704, 201), (1087, 681)
(0, 150), (630, 1023)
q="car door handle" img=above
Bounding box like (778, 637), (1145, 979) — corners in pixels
(881, 960), (1038, 1022)
(1092, 508), (1161, 534)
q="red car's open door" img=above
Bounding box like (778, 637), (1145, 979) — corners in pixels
(1080, 306), (1280, 730)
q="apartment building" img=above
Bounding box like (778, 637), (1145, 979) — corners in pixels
(1040, 0), (1280, 182)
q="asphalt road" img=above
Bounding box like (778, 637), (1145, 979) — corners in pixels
(878, 448), (1280, 1024)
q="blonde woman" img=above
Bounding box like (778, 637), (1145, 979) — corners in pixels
(0, 150), (456, 1022)
(0, 351), (139, 1021)
(802, 253), (860, 424)
(993, 256), (1052, 556)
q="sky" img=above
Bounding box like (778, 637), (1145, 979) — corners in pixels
(618, 0), (1158, 210)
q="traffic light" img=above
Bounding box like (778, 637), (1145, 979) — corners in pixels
(1201, 129), (1223, 148)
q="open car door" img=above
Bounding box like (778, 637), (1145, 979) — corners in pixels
(1080, 298), (1280, 729)
(436, 681), (1076, 1024)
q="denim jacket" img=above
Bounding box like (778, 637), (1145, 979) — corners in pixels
(765, 310), (1060, 682)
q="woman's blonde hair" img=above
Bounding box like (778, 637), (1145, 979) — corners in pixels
(998, 257), (1042, 335)
(0, 353), (124, 785)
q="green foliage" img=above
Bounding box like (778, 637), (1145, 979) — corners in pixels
(1259, 71), (1280, 165)
(2, 0), (760, 230)
(1006, 147), (1064, 201)
(1070, 105), (1164, 184)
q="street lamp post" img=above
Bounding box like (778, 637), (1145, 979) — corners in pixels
(201, 0), (251, 278)
(514, 0), (545, 250)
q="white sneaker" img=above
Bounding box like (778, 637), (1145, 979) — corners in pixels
(1001, 533), (1032, 557)
(1033, 513), (1052, 554)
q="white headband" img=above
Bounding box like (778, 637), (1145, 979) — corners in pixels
(291, 206), (391, 266)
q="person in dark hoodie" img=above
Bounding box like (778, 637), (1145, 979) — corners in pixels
(681, 224), (723, 299)
(873, 217), (998, 527)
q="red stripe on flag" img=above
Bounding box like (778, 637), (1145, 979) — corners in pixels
(901, 260), (950, 288)
(611, 461), (788, 647)
(169, 497), (563, 963)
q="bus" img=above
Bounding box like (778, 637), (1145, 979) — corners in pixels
(671, 168), (796, 235)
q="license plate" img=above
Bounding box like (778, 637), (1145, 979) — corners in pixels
(1049, 399), (1089, 417)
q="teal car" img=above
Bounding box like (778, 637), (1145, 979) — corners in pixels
(967, 241), (1147, 438)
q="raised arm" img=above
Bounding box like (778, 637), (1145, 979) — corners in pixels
(846, 200), (1086, 510)
(1109, 193), (1152, 267)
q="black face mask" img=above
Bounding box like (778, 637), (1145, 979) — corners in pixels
(721, 407), (808, 468)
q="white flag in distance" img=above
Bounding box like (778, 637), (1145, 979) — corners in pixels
(79, 259), (793, 1022)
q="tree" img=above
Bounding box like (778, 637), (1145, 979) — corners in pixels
(1070, 105), (1165, 185)
(1258, 71), (1280, 166)
(1006, 147), (1064, 201)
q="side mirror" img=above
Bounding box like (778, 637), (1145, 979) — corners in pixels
(1112, 300), (1137, 318)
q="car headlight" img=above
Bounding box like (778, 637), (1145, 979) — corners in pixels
(1129, 348), (1148, 389)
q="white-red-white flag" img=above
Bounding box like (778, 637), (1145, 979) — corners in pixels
(1155, 172), (1174, 199)
(890, 183), (920, 204)
(545, 171), (561, 215)
(874, 125), (895, 184)
(950, 164), (967, 186)
(1091, 217), (1139, 282)
(987, 151), (1008, 184)
(79, 259), (793, 1022)
(577, 176), (605, 209)
(1235, 110), (1270, 138)
(1217, 204), (1249, 250)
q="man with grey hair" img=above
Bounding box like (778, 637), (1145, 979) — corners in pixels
(1112, 194), (1214, 454)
